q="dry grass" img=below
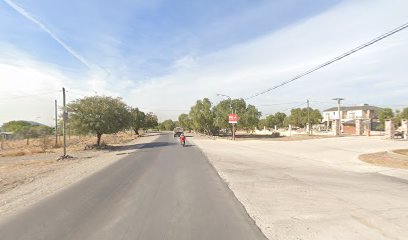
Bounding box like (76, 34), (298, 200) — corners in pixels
(359, 151), (408, 169)
(0, 148), (47, 157)
(393, 149), (408, 157)
(0, 131), (137, 158)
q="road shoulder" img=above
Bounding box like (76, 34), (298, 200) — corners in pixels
(0, 133), (160, 219)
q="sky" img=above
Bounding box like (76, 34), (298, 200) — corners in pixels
(0, 0), (408, 125)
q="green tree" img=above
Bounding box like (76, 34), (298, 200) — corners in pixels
(258, 118), (267, 129)
(239, 104), (261, 132)
(1, 120), (32, 133)
(285, 108), (322, 128)
(379, 108), (394, 126)
(213, 98), (261, 133)
(67, 96), (130, 146)
(260, 112), (287, 130)
(178, 113), (192, 130)
(189, 98), (216, 134)
(1, 121), (52, 144)
(399, 108), (408, 120)
(144, 112), (158, 129)
(274, 112), (287, 128)
(130, 108), (145, 135)
(213, 99), (234, 131)
(159, 119), (176, 131)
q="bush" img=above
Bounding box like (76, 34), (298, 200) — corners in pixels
(271, 132), (280, 137)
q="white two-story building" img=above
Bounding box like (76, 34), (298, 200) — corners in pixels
(322, 104), (382, 133)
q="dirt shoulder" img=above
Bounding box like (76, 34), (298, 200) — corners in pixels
(0, 133), (160, 218)
(359, 150), (408, 169)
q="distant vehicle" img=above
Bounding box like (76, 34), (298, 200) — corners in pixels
(395, 131), (404, 138)
(173, 127), (184, 137)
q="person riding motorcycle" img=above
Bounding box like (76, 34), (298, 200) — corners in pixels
(180, 133), (186, 146)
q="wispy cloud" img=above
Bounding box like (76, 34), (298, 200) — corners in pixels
(126, 0), (408, 120)
(3, 0), (93, 69)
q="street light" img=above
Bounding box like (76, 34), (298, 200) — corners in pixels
(332, 98), (344, 136)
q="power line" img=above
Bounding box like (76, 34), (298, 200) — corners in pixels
(245, 21), (408, 100)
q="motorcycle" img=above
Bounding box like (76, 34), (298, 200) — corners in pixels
(180, 136), (186, 147)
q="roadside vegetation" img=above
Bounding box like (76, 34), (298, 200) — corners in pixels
(0, 96), (159, 155)
(377, 107), (408, 130)
(157, 97), (322, 136)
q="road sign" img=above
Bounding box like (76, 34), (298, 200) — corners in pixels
(228, 114), (239, 124)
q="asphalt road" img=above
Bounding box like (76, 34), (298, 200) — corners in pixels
(0, 133), (266, 240)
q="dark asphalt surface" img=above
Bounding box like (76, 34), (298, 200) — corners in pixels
(0, 133), (266, 240)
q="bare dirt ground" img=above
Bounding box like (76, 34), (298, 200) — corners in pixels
(359, 150), (408, 169)
(0, 132), (160, 218)
(192, 135), (408, 240)
(394, 149), (408, 156)
(0, 131), (137, 157)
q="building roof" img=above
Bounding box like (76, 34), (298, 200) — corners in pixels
(323, 104), (382, 112)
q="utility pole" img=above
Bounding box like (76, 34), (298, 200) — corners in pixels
(55, 99), (58, 146)
(232, 108), (235, 141)
(62, 87), (67, 157)
(332, 98), (344, 136)
(307, 99), (310, 135)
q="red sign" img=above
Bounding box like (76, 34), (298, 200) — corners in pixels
(228, 114), (239, 124)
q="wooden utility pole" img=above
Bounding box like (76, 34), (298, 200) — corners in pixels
(62, 87), (67, 157)
(55, 99), (58, 146)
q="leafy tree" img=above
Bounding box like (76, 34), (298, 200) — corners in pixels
(258, 118), (267, 129)
(399, 108), (408, 120)
(1, 121), (32, 133)
(178, 113), (192, 130)
(401, 108), (408, 119)
(144, 112), (158, 129)
(379, 108), (394, 126)
(130, 108), (145, 135)
(1, 120), (52, 144)
(159, 119), (176, 131)
(67, 96), (130, 146)
(259, 112), (287, 130)
(213, 99), (234, 130)
(274, 112), (287, 128)
(284, 108), (322, 128)
(239, 104), (261, 132)
(189, 98), (216, 135)
(213, 98), (261, 133)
